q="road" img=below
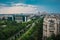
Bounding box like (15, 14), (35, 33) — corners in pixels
(18, 23), (35, 40)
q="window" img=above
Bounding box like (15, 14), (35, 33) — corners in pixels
(44, 24), (47, 30)
(59, 21), (60, 32)
(7, 17), (12, 21)
(49, 20), (55, 25)
(49, 27), (55, 30)
(49, 20), (55, 30)
(43, 25), (47, 31)
(15, 17), (23, 20)
(50, 31), (54, 35)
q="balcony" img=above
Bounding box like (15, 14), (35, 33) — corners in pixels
(49, 27), (55, 31)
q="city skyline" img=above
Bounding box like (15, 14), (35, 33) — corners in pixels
(0, 0), (60, 14)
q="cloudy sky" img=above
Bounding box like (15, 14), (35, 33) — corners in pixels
(0, 0), (60, 14)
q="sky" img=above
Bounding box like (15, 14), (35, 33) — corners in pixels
(0, 0), (60, 14)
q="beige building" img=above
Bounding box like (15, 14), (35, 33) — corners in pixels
(43, 14), (60, 40)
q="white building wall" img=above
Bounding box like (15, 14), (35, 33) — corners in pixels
(43, 15), (60, 39)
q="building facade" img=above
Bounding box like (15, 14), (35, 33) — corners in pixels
(14, 15), (27, 23)
(0, 14), (33, 23)
(0, 14), (14, 21)
(43, 14), (60, 40)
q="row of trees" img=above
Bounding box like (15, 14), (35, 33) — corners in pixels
(19, 17), (44, 40)
(0, 16), (44, 40)
(0, 20), (32, 40)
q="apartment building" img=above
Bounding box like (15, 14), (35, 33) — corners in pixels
(14, 14), (27, 23)
(43, 14), (60, 40)
(0, 14), (33, 23)
(0, 14), (14, 21)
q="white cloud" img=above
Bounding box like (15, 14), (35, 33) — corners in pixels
(0, 3), (38, 14)
(0, 3), (50, 14)
(12, 3), (28, 7)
